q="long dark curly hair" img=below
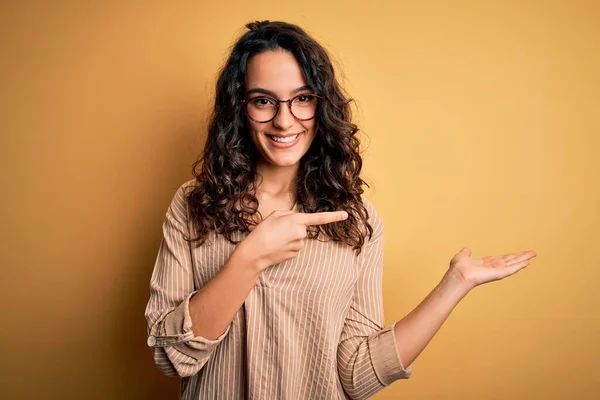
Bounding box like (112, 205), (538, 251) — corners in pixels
(187, 20), (373, 255)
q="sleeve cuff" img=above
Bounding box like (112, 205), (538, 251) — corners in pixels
(162, 291), (231, 360)
(368, 323), (412, 385)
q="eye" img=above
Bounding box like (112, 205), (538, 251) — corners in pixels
(250, 97), (276, 107)
(296, 94), (315, 103)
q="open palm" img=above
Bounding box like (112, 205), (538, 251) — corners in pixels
(449, 247), (537, 289)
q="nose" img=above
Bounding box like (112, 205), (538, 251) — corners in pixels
(272, 103), (295, 130)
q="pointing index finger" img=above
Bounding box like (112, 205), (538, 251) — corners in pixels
(296, 211), (349, 226)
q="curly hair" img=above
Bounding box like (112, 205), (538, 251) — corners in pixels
(187, 20), (373, 255)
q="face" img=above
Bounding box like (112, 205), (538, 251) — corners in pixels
(244, 49), (317, 169)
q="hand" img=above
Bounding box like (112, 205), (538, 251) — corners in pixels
(447, 247), (537, 290)
(237, 209), (348, 271)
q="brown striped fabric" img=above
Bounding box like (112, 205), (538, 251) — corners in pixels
(144, 181), (411, 399)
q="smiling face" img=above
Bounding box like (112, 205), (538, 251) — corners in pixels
(244, 49), (318, 170)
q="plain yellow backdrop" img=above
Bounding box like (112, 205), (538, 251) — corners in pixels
(1, 1), (598, 399)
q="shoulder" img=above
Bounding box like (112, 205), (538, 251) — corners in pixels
(166, 179), (198, 223)
(360, 197), (384, 243)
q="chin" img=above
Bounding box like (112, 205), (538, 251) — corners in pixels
(262, 150), (304, 168)
(270, 157), (302, 168)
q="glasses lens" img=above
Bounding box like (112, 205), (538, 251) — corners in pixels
(245, 94), (319, 122)
(290, 94), (318, 120)
(246, 97), (278, 122)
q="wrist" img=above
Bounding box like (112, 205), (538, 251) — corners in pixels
(440, 269), (473, 300)
(232, 242), (268, 274)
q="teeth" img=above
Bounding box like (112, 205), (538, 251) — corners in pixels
(271, 134), (298, 143)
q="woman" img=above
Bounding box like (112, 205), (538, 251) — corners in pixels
(145, 21), (536, 399)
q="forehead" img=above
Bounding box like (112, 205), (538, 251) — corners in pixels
(245, 49), (308, 95)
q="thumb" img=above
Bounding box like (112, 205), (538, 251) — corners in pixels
(459, 247), (471, 257)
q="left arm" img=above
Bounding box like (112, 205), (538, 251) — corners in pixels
(337, 199), (537, 399)
(393, 247), (537, 369)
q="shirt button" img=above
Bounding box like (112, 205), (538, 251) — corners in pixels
(147, 335), (157, 347)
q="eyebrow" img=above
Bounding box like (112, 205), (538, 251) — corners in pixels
(246, 85), (314, 97)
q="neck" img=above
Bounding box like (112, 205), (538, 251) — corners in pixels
(255, 159), (299, 199)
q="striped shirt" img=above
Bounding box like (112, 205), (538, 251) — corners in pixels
(144, 181), (411, 399)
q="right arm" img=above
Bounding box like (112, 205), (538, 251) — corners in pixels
(187, 244), (261, 340)
(145, 187), (348, 378)
(144, 187), (267, 378)
(144, 187), (243, 378)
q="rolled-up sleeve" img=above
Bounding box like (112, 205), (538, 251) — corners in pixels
(337, 200), (411, 400)
(144, 185), (229, 378)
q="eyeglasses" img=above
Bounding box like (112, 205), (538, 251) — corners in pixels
(242, 94), (321, 123)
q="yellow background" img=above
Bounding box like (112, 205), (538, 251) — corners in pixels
(1, 1), (598, 399)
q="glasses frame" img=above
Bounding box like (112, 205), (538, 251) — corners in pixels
(242, 93), (322, 123)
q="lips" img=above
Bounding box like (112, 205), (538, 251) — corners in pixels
(265, 132), (302, 148)
(268, 134), (299, 143)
